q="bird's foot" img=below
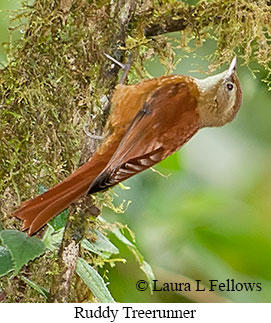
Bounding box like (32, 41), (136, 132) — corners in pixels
(83, 126), (104, 140)
(104, 53), (132, 84)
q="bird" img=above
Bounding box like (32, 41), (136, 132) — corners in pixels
(13, 57), (242, 235)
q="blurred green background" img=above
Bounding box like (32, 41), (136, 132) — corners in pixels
(1, 0), (270, 303)
(104, 53), (271, 302)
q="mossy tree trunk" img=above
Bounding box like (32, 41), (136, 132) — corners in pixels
(48, 0), (138, 303)
(0, 0), (270, 302)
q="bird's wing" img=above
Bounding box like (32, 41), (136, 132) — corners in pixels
(88, 80), (200, 193)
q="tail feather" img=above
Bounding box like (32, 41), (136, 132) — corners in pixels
(13, 152), (110, 235)
(28, 179), (92, 235)
(15, 177), (91, 232)
(14, 160), (100, 215)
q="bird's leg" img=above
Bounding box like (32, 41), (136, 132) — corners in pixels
(83, 53), (131, 142)
(104, 53), (132, 84)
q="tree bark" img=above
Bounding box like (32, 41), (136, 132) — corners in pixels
(49, 0), (137, 302)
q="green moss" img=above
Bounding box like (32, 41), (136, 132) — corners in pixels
(191, 0), (271, 72)
(133, 0), (271, 78)
(0, 0), (114, 218)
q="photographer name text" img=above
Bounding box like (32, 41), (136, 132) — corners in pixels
(151, 278), (262, 292)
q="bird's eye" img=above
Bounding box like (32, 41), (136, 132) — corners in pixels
(226, 82), (234, 91)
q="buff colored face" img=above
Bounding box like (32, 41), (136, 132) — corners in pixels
(195, 58), (242, 128)
(214, 73), (241, 125)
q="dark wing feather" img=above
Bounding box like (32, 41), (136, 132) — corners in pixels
(89, 147), (164, 192)
(88, 81), (200, 194)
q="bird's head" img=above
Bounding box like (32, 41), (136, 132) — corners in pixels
(195, 57), (242, 127)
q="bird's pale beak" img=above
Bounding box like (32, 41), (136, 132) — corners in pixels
(224, 57), (237, 79)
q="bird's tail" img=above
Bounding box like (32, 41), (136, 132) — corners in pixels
(13, 152), (109, 236)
